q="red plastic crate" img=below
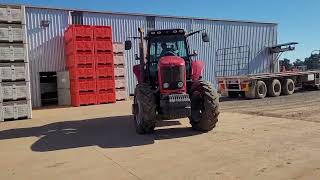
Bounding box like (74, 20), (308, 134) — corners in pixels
(70, 79), (96, 93)
(64, 25), (93, 43)
(94, 26), (112, 41)
(96, 90), (116, 104)
(66, 40), (94, 55)
(94, 41), (113, 53)
(69, 65), (95, 79)
(96, 65), (114, 78)
(96, 77), (115, 91)
(71, 91), (97, 107)
(67, 54), (95, 68)
(96, 53), (113, 65)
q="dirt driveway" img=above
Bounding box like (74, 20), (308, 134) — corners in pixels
(221, 90), (320, 122)
(0, 91), (320, 180)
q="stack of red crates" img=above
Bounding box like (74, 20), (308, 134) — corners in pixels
(64, 25), (97, 107)
(94, 26), (116, 104)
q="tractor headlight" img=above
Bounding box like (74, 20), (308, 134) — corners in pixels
(177, 81), (184, 88)
(163, 83), (170, 89)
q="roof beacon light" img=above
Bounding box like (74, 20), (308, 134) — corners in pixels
(157, 31), (161, 34)
(173, 30), (177, 33)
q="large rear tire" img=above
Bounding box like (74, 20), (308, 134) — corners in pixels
(133, 84), (157, 134)
(189, 81), (219, 132)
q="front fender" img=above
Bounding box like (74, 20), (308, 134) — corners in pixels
(192, 60), (204, 81)
(133, 65), (141, 83)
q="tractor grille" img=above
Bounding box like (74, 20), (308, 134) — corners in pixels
(160, 66), (185, 90)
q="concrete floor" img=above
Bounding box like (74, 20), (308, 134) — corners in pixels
(1, 100), (320, 180)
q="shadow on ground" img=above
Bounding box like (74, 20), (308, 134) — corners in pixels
(0, 116), (202, 152)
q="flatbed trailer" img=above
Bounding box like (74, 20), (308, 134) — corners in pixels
(217, 71), (320, 99)
(215, 42), (320, 98)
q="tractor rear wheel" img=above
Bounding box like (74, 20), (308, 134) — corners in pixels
(133, 84), (157, 134)
(189, 81), (219, 132)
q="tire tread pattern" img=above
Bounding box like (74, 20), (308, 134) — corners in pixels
(189, 81), (220, 132)
(134, 84), (157, 134)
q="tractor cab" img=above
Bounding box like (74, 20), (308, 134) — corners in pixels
(146, 29), (192, 87)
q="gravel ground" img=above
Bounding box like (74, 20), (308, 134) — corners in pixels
(0, 91), (320, 179)
(220, 90), (320, 122)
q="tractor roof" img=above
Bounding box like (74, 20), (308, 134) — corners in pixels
(148, 29), (186, 37)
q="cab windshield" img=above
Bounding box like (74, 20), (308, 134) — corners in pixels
(148, 35), (188, 62)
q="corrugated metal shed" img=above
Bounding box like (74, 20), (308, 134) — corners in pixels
(26, 7), (69, 107)
(22, 5), (277, 107)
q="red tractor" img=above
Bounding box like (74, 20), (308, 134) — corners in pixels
(125, 28), (219, 134)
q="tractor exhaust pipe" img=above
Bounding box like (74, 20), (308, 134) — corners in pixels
(138, 27), (146, 83)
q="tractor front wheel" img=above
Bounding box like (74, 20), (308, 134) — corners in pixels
(189, 81), (220, 132)
(133, 84), (157, 134)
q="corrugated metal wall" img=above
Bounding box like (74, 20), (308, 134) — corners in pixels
(155, 17), (192, 31)
(154, 17), (277, 85)
(82, 12), (146, 98)
(26, 7), (69, 107)
(25, 7), (277, 107)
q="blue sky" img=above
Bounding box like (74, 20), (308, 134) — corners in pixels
(2, 0), (320, 61)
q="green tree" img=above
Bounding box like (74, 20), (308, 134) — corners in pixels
(293, 59), (304, 67)
(279, 58), (292, 70)
(305, 53), (320, 70)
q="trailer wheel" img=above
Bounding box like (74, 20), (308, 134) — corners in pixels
(282, 79), (295, 95)
(255, 80), (267, 99)
(267, 79), (281, 97)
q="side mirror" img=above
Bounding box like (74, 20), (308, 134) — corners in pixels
(202, 32), (210, 42)
(135, 54), (140, 60)
(125, 40), (132, 50)
(190, 50), (198, 57)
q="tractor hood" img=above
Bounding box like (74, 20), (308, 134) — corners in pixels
(158, 56), (185, 67)
(158, 56), (186, 94)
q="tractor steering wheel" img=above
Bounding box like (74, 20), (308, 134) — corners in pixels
(163, 51), (176, 56)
